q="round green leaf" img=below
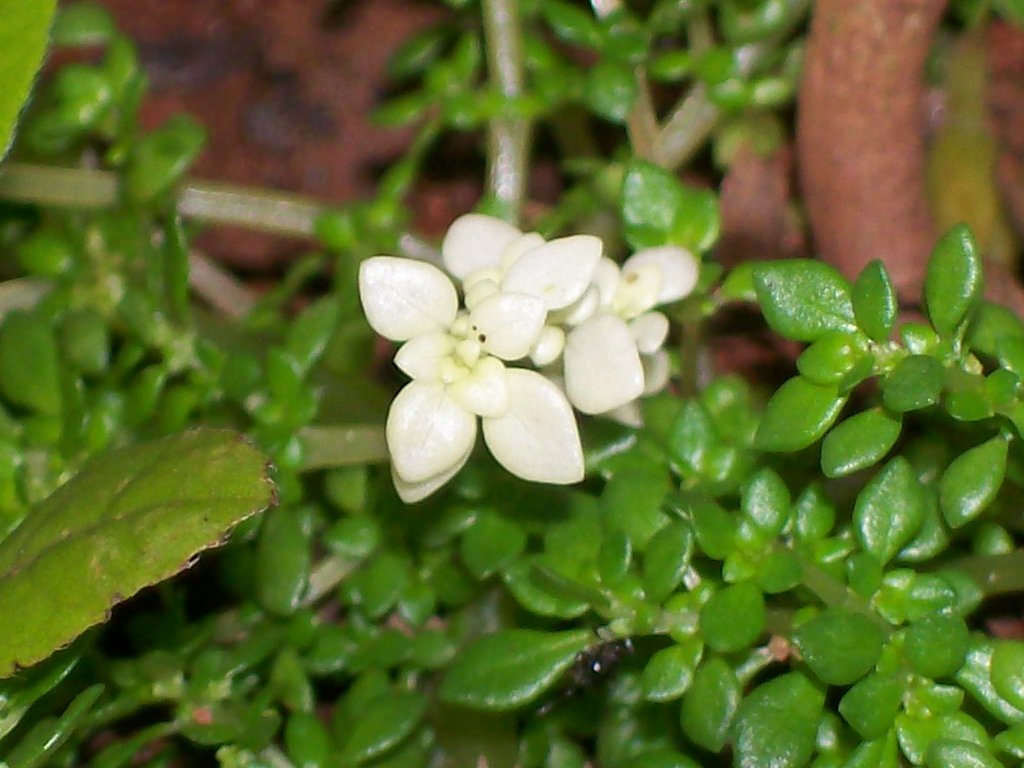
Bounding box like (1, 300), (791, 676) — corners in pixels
(256, 507), (312, 617)
(621, 160), (687, 249)
(883, 355), (944, 413)
(584, 59), (636, 123)
(839, 672), (904, 739)
(752, 260), (856, 342)
(904, 615), (969, 679)
(754, 376), (846, 453)
(700, 581), (765, 653)
(732, 672), (824, 768)
(821, 408), (902, 478)
(0, 311), (62, 416)
(439, 629), (592, 711)
(853, 260), (898, 342)
(680, 656), (740, 752)
(460, 511), (526, 580)
(641, 641), (702, 702)
(926, 738), (1002, 768)
(991, 641), (1024, 711)
(0, 0), (57, 158)
(793, 609), (886, 686)
(340, 689), (426, 764)
(740, 468), (790, 537)
(642, 521), (694, 603)
(854, 457), (926, 564)
(796, 330), (869, 386)
(0, 430), (274, 677)
(925, 225), (983, 337)
(939, 436), (1008, 529)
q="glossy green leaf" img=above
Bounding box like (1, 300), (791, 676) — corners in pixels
(924, 225), (983, 337)
(439, 629), (591, 711)
(642, 521), (694, 603)
(956, 639), (1024, 724)
(501, 557), (588, 619)
(670, 185), (720, 254)
(853, 260), (898, 342)
(542, 0), (602, 48)
(732, 672), (824, 768)
(754, 376), (846, 453)
(700, 581), (765, 653)
(897, 711), (990, 765)
(602, 469), (670, 549)
(256, 506), (312, 617)
(796, 330), (869, 386)
(839, 672), (905, 739)
(284, 711), (332, 768)
(0, 0), (57, 159)
(991, 641), (1024, 711)
(621, 160), (687, 249)
(904, 614), (969, 679)
(844, 732), (900, 768)
(641, 640), (702, 702)
(854, 457), (926, 564)
(821, 408), (902, 478)
(752, 260), (856, 342)
(584, 60), (636, 123)
(680, 656), (740, 752)
(926, 739), (1002, 768)
(793, 609), (886, 686)
(0, 429), (273, 676)
(340, 689), (426, 764)
(939, 436), (1008, 528)
(0, 311), (61, 416)
(883, 355), (944, 413)
(740, 468), (790, 537)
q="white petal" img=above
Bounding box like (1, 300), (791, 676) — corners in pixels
(464, 277), (500, 310)
(642, 349), (671, 395)
(449, 356), (510, 418)
(442, 214), (523, 279)
(394, 332), (455, 381)
(593, 258), (622, 308)
(500, 232), (547, 270)
(630, 311), (670, 354)
(552, 284), (601, 327)
(603, 400), (643, 428)
(530, 326), (566, 366)
(612, 263), (662, 319)
(359, 257), (458, 341)
(470, 292), (547, 360)
(623, 246), (700, 304)
(386, 381), (477, 483)
(564, 314), (644, 414)
(502, 235), (603, 310)
(392, 446), (472, 503)
(482, 369), (584, 484)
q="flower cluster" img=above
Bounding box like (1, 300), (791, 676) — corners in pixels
(358, 213), (699, 502)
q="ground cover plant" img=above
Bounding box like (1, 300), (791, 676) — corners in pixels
(3, 0), (1024, 766)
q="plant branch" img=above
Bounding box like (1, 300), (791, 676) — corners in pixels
(188, 251), (258, 320)
(482, 0), (531, 224)
(946, 550), (1024, 598)
(796, 553), (892, 634)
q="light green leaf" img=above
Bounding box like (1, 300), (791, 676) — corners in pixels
(621, 160), (686, 249)
(0, 429), (274, 677)
(439, 629), (592, 710)
(732, 672), (824, 768)
(939, 436), (1008, 528)
(854, 457), (926, 564)
(340, 689), (426, 764)
(853, 260), (898, 342)
(924, 225), (983, 337)
(753, 260), (856, 342)
(754, 376), (846, 453)
(821, 408), (902, 478)
(680, 656), (740, 752)
(793, 608), (886, 686)
(0, 0), (57, 159)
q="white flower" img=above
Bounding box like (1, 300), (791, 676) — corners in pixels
(359, 217), (598, 502)
(562, 246), (699, 415)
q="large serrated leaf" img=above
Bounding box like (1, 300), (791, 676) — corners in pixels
(439, 628), (591, 711)
(0, 429), (274, 677)
(0, 0), (57, 160)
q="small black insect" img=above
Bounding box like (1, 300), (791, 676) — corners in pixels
(539, 637), (634, 714)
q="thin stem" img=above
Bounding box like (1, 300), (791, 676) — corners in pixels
(298, 424), (389, 471)
(482, 0), (531, 224)
(0, 162), (325, 238)
(304, 554), (360, 606)
(797, 554), (892, 634)
(188, 251), (258, 319)
(946, 550), (1024, 598)
(590, 0), (661, 163)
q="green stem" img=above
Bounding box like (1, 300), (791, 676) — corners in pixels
(482, 0), (531, 224)
(298, 425), (389, 471)
(0, 162), (325, 238)
(797, 554), (892, 634)
(946, 550), (1024, 598)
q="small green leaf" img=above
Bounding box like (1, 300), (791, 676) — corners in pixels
(844, 732), (900, 768)
(621, 160), (687, 249)
(340, 689), (426, 764)
(924, 225), (983, 337)
(700, 581), (765, 653)
(967, 301), (1024, 357)
(939, 436), (1008, 528)
(460, 511), (526, 579)
(904, 614), (969, 679)
(956, 639), (1024, 724)
(883, 355), (944, 413)
(670, 186), (720, 253)
(642, 521), (694, 603)
(584, 59), (636, 123)
(990, 641), (1024, 711)
(740, 468), (790, 537)
(0, 311), (61, 416)
(602, 469), (670, 549)
(821, 408), (902, 478)
(854, 457), (927, 563)
(542, 0), (602, 48)
(839, 672), (904, 739)
(0, 0), (57, 158)
(853, 260), (898, 342)
(793, 609), (886, 686)
(754, 376), (846, 453)
(680, 657), (740, 752)
(752, 260), (856, 342)
(641, 640), (702, 702)
(256, 507), (312, 617)
(926, 739), (1002, 768)
(0, 430), (274, 677)
(439, 629), (592, 710)
(123, 115), (206, 203)
(732, 672), (824, 768)
(796, 330), (869, 386)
